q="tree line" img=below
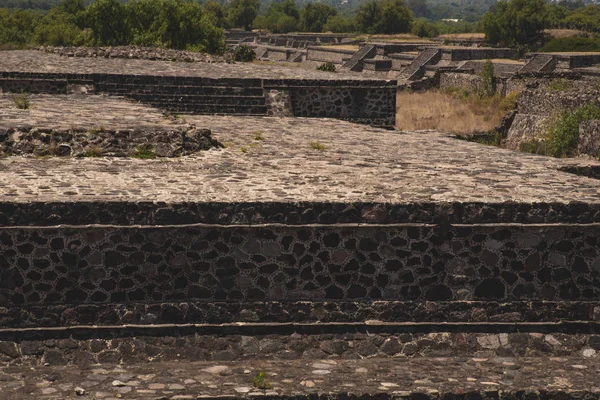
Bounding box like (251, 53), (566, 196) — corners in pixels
(2, 0), (600, 53)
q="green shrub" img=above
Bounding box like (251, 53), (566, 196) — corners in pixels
(546, 103), (600, 157)
(232, 44), (256, 62)
(546, 78), (573, 92)
(478, 60), (495, 98)
(316, 62), (335, 72)
(500, 90), (521, 112)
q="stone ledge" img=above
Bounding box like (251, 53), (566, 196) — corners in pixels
(1, 301), (598, 328)
(2, 202), (600, 226)
(0, 126), (221, 157)
(1, 358), (599, 399)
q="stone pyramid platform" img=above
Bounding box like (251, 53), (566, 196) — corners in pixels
(1, 57), (600, 398)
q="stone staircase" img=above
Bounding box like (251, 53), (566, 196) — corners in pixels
(342, 44), (377, 71)
(401, 48), (441, 80)
(95, 75), (268, 116)
(519, 54), (556, 73)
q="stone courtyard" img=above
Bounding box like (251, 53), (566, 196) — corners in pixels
(1, 48), (600, 400)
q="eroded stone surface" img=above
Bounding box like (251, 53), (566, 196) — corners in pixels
(0, 50), (374, 80)
(1, 358), (599, 399)
(0, 112), (599, 209)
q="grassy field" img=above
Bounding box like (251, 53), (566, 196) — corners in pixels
(395, 90), (509, 134)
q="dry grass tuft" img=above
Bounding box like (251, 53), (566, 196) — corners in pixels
(395, 90), (507, 134)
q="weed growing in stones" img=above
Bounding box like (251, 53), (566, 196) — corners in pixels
(252, 372), (272, 390)
(240, 146), (249, 153)
(310, 141), (327, 150)
(519, 138), (547, 155)
(83, 146), (103, 158)
(252, 131), (265, 141)
(12, 92), (30, 109)
(317, 62), (336, 72)
(132, 144), (157, 159)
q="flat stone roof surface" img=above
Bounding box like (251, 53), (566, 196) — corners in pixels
(1, 94), (600, 208)
(0, 50), (386, 81)
(2, 357), (599, 399)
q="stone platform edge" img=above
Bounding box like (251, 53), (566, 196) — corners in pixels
(2, 301), (600, 328)
(2, 201), (600, 226)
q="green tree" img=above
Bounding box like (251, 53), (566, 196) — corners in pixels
(355, 0), (381, 34)
(564, 5), (600, 32)
(355, 0), (412, 34)
(411, 18), (439, 38)
(482, 0), (547, 48)
(84, 0), (130, 45)
(126, 0), (225, 52)
(34, 7), (84, 45)
(379, 0), (413, 33)
(58, 0), (84, 16)
(228, 0), (260, 30)
(203, 0), (229, 28)
(300, 3), (336, 32)
(323, 14), (354, 33)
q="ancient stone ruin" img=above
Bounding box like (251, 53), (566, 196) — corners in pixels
(0, 45), (600, 399)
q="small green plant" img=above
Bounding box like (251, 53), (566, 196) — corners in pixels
(455, 130), (502, 147)
(83, 146), (103, 158)
(252, 372), (272, 390)
(222, 141), (233, 148)
(546, 78), (573, 92)
(252, 131), (265, 141)
(317, 62), (336, 72)
(12, 92), (30, 109)
(519, 138), (547, 155)
(309, 141), (327, 150)
(132, 144), (157, 159)
(232, 45), (256, 62)
(240, 146), (249, 153)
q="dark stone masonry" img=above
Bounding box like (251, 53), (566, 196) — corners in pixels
(0, 224), (599, 307)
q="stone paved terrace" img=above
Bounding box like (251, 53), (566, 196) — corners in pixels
(1, 94), (600, 225)
(0, 50), (374, 81)
(2, 357), (600, 399)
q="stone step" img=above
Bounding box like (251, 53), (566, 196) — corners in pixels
(1, 357), (599, 398)
(146, 103), (269, 114)
(127, 93), (266, 106)
(0, 323), (600, 365)
(95, 83), (265, 96)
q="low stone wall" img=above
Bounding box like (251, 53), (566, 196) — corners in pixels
(264, 79), (396, 127)
(579, 120), (600, 157)
(306, 47), (355, 64)
(0, 330), (598, 366)
(40, 46), (224, 63)
(505, 81), (600, 151)
(441, 48), (519, 61)
(0, 126), (220, 157)
(439, 72), (485, 93)
(0, 72), (397, 127)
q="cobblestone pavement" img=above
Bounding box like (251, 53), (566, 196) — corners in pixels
(0, 51), (379, 81)
(1, 357), (599, 399)
(0, 95), (181, 131)
(1, 94), (600, 204)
